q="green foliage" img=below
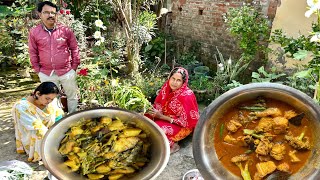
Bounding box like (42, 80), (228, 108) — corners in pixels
(285, 71), (315, 98)
(251, 66), (286, 83)
(16, 41), (31, 68)
(178, 42), (201, 66)
(0, 0), (36, 68)
(134, 74), (166, 102)
(77, 65), (112, 105)
(209, 48), (248, 99)
(191, 48), (247, 104)
(138, 11), (157, 33)
(0, 6), (12, 17)
(271, 29), (316, 57)
(132, 11), (157, 44)
(270, 3), (320, 103)
(226, 5), (270, 62)
(142, 33), (172, 71)
(62, 0), (113, 36)
(114, 86), (152, 113)
(179, 53), (198, 66)
(189, 75), (214, 91)
(143, 35), (166, 60)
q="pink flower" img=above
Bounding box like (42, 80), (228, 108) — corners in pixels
(59, 9), (65, 14)
(62, 1), (68, 8)
(66, 9), (71, 15)
(78, 68), (88, 76)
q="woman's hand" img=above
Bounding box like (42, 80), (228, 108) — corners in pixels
(149, 108), (163, 119)
(149, 108), (173, 123)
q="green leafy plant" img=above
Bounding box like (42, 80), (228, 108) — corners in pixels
(285, 69), (315, 98)
(113, 85), (152, 113)
(225, 5), (270, 62)
(61, 0), (113, 36)
(77, 65), (112, 105)
(134, 74), (166, 103)
(143, 34), (166, 69)
(144, 37), (165, 56)
(270, 1), (320, 103)
(213, 48), (248, 93)
(251, 66), (286, 83)
(189, 75), (214, 91)
(0, 0), (36, 68)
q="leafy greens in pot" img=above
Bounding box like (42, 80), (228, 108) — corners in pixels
(59, 116), (151, 180)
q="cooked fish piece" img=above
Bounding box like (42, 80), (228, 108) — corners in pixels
(256, 161), (277, 178)
(224, 135), (237, 144)
(273, 117), (288, 134)
(226, 120), (242, 132)
(257, 155), (271, 162)
(277, 162), (290, 172)
(255, 117), (274, 133)
(284, 110), (297, 120)
(87, 174), (104, 180)
(254, 108), (282, 118)
(224, 135), (251, 146)
(231, 154), (249, 163)
(112, 137), (140, 153)
(255, 138), (273, 156)
(270, 143), (286, 160)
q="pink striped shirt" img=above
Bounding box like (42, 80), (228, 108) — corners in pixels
(28, 23), (80, 76)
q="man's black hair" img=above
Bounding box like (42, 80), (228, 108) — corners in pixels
(37, 1), (58, 12)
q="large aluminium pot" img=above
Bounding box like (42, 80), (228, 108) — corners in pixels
(41, 107), (170, 180)
(193, 83), (320, 179)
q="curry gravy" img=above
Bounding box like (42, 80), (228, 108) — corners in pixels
(214, 98), (313, 179)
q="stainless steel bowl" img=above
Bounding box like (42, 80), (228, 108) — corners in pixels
(41, 107), (170, 180)
(193, 83), (320, 179)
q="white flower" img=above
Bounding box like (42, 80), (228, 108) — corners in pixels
(95, 19), (104, 28)
(111, 79), (118, 86)
(218, 63), (224, 71)
(93, 31), (101, 39)
(310, 33), (320, 42)
(227, 59), (232, 65)
(305, 0), (320, 18)
(101, 25), (106, 30)
(95, 40), (101, 46)
(100, 36), (105, 43)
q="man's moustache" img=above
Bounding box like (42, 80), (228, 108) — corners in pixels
(47, 18), (55, 20)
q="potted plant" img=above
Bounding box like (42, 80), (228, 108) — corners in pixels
(189, 75), (214, 102)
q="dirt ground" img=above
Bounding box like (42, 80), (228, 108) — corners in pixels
(0, 73), (198, 180)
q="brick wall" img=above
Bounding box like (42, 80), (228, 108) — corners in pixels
(170, 0), (279, 68)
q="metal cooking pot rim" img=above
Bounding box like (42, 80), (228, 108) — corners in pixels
(193, 83), (320, 180)
(41, 107), (170, 180)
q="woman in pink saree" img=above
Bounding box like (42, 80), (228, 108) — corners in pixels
(146, 67), (199, 153)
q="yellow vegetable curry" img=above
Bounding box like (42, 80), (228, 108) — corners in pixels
(59, 116), (151, 180)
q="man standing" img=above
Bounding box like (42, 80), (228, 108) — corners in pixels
(28, 1), (80, 113)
